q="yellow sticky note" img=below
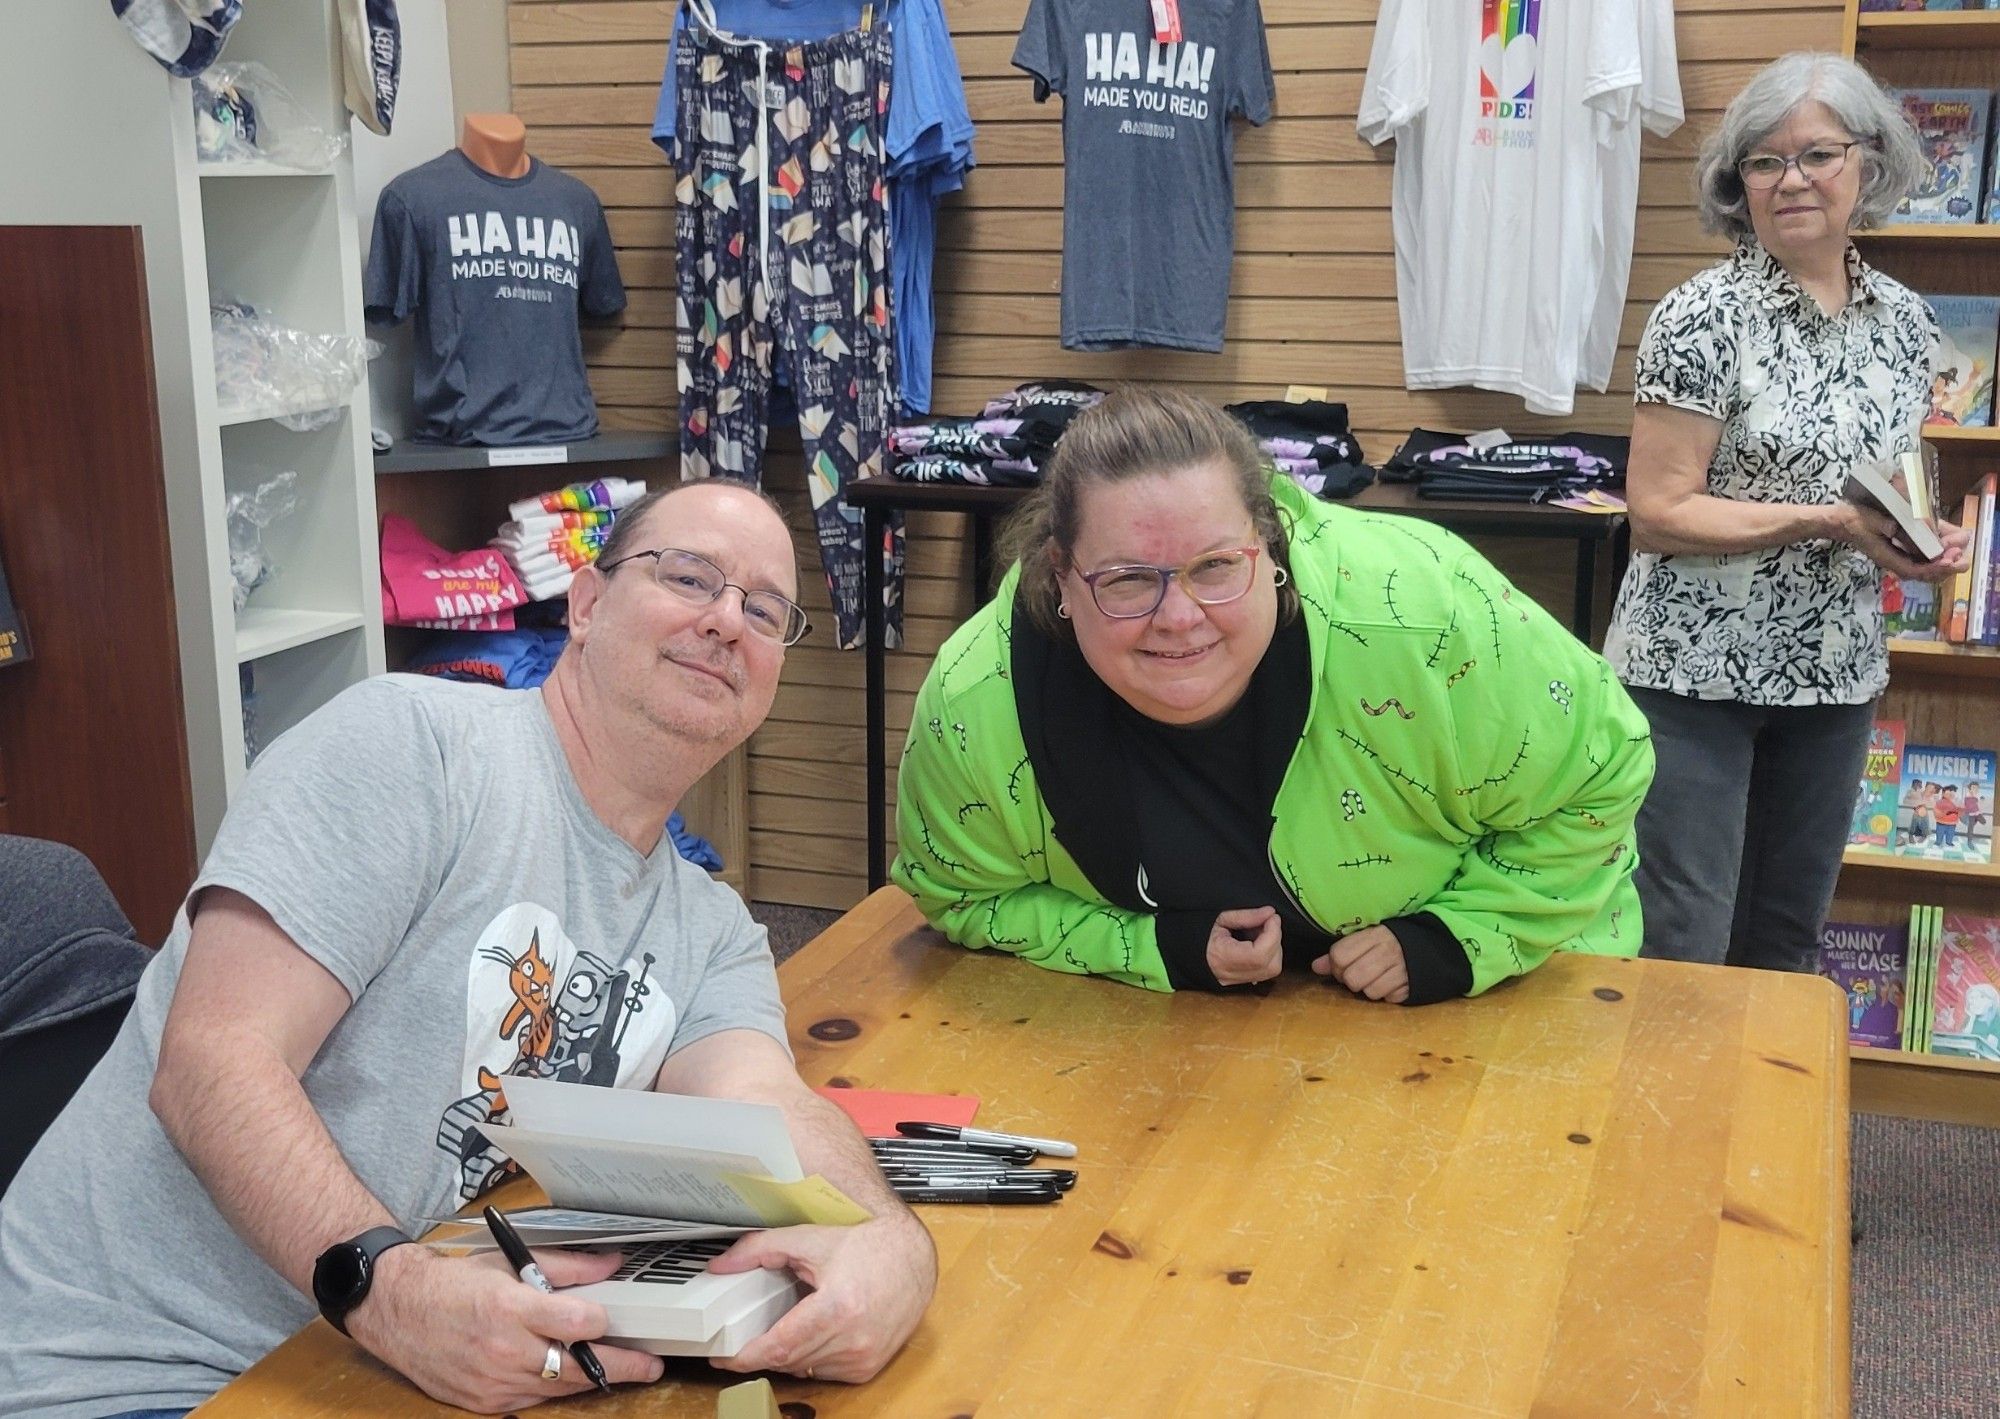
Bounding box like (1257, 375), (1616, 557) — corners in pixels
(1284, 384), (1327, 404)
(722, 1173), (872, 1227)
(718, 1377), (782, 1419)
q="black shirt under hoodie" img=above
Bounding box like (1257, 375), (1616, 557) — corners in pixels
(1011, 608), (1473, 1002)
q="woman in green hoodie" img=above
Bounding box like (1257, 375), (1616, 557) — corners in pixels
(892, 388), (1656, 1003)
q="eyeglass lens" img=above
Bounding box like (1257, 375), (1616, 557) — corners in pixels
(652, 549), (807, 644)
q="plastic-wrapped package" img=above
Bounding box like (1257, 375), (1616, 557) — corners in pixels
(226, 468), (300, 612)
(193, 63), (348, 170)
(210, 300), (378, 430)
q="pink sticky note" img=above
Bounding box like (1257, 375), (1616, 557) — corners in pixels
(815, 1086), (979, 1138)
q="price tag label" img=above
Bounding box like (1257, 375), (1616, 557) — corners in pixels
(488, 446), (571, 467)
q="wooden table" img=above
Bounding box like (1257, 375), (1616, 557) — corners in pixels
(846, 476), (1630, 889)
(197, 889), (1849, 1419)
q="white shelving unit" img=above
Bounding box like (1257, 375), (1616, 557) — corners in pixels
(6, 2), (383, 850)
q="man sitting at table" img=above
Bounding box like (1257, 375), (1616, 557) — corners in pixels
(0, 482), (936, 1419)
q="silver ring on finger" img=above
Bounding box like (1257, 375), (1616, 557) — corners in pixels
(540, 1341), (563, 1382)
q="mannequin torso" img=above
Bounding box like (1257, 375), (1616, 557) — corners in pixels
(459, 114), (531, 179)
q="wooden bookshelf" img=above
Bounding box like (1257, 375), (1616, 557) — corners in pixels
(1856, 223), (2000, 243)
(1850, 1045), (2000, 1127)
(1842, 1), (2000, 1127)
(1889, 638), (2000, 678)
(1840, 849), (2000, 882)
(1919, 425), (2000, 447)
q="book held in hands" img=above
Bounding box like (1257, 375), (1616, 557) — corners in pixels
(428, 1078), (870, 1357)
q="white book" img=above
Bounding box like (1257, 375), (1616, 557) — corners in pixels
(1845, 459), (1946, 561)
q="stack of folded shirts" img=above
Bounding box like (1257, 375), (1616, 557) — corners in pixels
(1385, 428), (1629, 503)
(493, 478), (647, 600)
(380, 515), (529, 631)
(1224, 399), (1376, 500)
(890, 380), (1105, 486)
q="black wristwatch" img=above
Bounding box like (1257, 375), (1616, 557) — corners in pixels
(311, 1225), (415, 1336)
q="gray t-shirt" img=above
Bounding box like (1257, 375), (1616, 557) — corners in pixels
(1013, 0), (1273, 352)
(366, 151), (627, 446)
(0, 676), (787, 1419)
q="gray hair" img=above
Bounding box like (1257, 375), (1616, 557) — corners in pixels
(1695, 52), (1927, 239)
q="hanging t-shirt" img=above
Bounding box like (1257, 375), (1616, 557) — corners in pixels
(1358, 0), (1680, 416)
(365, 151), (627, 446)
(649, 0), (975, 416)
(1013, 0), (1274, 353)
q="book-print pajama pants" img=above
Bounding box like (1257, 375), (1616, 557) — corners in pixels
(673, 22), (902, 649)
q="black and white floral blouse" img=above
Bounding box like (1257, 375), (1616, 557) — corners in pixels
(1603, 240), (1937, 706)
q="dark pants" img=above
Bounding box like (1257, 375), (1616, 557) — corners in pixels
(1626, 687), (1874, 973)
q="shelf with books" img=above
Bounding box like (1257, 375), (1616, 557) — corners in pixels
(1841, 0), (2000, 1129)
(1856, 12), (2000, 52)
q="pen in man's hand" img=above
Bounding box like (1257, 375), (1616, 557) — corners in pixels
(482, 1206), (611, 1392)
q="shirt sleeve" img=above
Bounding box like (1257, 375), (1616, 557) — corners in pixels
(1012, 0), (1064, 99)
(191, 678), (455, 1002)
(363, 186), (421, 326)
(892, 632), (1176, 993)
(1580, 0), (1644, 131)
(649, 8), (687, 160)
(579, 196), (628, 319)
(1632, 279), (1738, 421)
(666, 877), (791, 1058)
(1416, 549), (1655, 993)
(1229, 0), (1276, 126)
(1357, 0), (1428, 146)
(1636, 0), (1684, 137)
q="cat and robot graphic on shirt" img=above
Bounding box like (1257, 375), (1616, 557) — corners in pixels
(436, 904), (670, 1201)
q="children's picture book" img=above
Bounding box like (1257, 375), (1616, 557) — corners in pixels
(1924, 295), (2000, 426)
(1849, 719), (1906, 850)
(1896, 90), (1993, 224)
(1895, 743), (1997, 865)
(1817, 920), (1907, 1048)
(1884, 572), (1941, 640)
(1931, 912), (2000, 1060)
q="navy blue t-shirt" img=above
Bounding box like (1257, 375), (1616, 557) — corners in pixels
(365, 151), (626, 446)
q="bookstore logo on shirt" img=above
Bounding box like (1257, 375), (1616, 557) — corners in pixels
(1082, 31), (1216, 136)
(1474, 0), (1541, 150)
(446, 212), (586, 291)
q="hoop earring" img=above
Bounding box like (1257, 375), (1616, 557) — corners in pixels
(1057, 603), (1072, 620)
(1273, 566), (1290, 588)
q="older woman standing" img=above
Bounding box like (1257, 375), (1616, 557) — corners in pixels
(1606, 53), (1970, 972)
(893, 388), (1654, 1003)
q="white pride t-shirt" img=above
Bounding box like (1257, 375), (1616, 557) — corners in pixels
(1359, 0), (1681, 416)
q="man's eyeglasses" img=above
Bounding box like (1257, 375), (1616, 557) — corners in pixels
(1736, 141), (1860, 191)
(598, 547), (811, 646)
(1073, 546), (1262, 620)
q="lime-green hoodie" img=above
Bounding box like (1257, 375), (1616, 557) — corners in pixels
(892, 475), (1655, 995)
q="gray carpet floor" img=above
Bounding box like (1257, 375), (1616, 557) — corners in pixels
(749, 903), (2000, 1414)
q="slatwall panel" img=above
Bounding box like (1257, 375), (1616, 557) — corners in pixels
(509, 0), (1846, 909)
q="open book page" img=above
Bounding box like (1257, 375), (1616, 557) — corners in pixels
(458, 1079), (869, 1235)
